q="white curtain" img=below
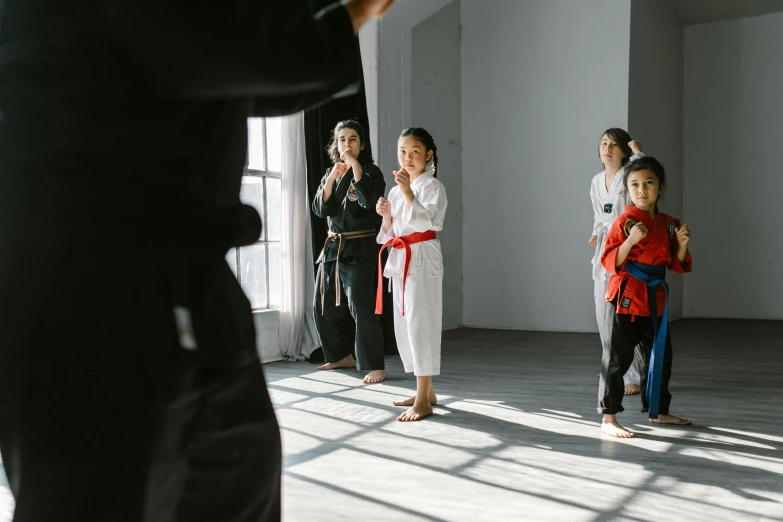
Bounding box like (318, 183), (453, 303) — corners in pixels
(277, 112), (319, 360)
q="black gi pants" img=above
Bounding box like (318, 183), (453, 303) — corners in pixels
(314, 257), (385, 371)
(598, 302), (674, 417)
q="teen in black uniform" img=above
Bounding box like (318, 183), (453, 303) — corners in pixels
(0, 1), (395, 521)
(313, 120), (387, 384)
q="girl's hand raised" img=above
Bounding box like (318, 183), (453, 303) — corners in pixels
(393, 168), (411, 192)
(676, 225), (690, 249)
(629, 140), (642, 155)
(376, 197), (392, 218)
(627, 222), (648, 245)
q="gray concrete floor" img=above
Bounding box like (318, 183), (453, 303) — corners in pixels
(273, 320), (783, 522)
(0, 320), (781, 521)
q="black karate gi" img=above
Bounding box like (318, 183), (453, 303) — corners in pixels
(0, 2), (362, 521)
(312, 163), (386, 370)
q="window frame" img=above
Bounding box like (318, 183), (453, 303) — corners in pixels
(233, 117), (283, 311)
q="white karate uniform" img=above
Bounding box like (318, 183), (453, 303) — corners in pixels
(377, 172), (447, 376)
(590, 153), (644, 385)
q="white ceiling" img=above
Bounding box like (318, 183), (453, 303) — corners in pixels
(386, 0), (783, 27)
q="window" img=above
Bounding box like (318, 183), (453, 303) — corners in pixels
(226, 117), (283, 310)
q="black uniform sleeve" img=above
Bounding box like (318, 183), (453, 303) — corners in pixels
(351, 163), (385, 210)
(98, 1), (360, 109)
(312, 169), (341, 218)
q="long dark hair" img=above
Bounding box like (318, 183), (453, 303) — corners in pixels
(326, 120), (373, 165)
(598, 128), (634, 167)
(399, 127), (439, 178)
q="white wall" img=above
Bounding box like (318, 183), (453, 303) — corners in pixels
(684, 13), (783, 319)
(255, 310), (282, 363)
(386, 0), (456, 27)
(461, 0), (632, 331)
(377, 17), (413, 182)
(412, 1), (463, 329)
(361, 16), (413, 185)
(628, 0), (685, 320)
(359, 21), (380, 158)
(361, 3), (464, 329)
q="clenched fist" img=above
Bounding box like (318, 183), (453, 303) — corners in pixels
(676, 224), (690, 249)
(627, 222), (648, 245)
(376, 197), (391, 218)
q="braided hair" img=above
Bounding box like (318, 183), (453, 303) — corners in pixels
(400, 127), (439, 177)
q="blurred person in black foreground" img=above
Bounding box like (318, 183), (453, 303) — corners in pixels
(0, 1), (395, 520)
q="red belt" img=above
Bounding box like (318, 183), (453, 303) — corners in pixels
(375, 230), (437, 316)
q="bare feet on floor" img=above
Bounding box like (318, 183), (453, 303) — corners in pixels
(393, 389), (437, 407)
(317, 354), (356, 371)
(650, 414), (691, 425)
(397, 402), (433, 422)
(362, 370), (387, 384)
(624, 383), (641, 395)
(395, 377), (436, 422)
(601, 416), (635, 438)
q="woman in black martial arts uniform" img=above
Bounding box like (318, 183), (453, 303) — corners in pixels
(313, 120), (387, 384)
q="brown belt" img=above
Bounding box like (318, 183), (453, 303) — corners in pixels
(318, 228), (376, 312)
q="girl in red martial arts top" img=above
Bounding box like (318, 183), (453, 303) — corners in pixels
(598, 156), (692, 438)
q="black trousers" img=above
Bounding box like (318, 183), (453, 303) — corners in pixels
(314, 257), (385, 371)
(598, 303), (674, 417)
(0, 217), (281, 522)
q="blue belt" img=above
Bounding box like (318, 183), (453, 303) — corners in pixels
(624, 262), (667, 418)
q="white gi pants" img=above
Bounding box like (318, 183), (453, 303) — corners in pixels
(595, 277), (640, 386)
(391, 269), (442, 376)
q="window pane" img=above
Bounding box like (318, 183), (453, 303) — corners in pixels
(266, 117), (282, 173)
(240, 176), (265, 241)
(268, 243), (282, 308)
(240, 244), (267, 309)
(226, 248), (238, 278)
(247, 118), (266, 170)
(265, 177), (282, 242)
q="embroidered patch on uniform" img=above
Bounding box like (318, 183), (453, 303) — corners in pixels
(667, 220), (677, 239)
(603, 203), (613, 213)
(347, 186), (359, 202)
(621, 297), (632, 309)
(173, 306), (198, 350)
(619, 188), (627, 198)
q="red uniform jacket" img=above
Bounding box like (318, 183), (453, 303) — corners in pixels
(601, 205), (692, 317)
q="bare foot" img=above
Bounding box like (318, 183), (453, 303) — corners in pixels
(624, 383), (641, 395)
(601, 418), (635, 438)
(317, 354), (356, 371)
(393, 390), (437, 407)
(650, 414), (691, 425)
(397, 402), (433, 422)
(362, 370), (387, 384)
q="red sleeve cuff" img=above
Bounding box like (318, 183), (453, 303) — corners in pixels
(671, 251), (693, 273)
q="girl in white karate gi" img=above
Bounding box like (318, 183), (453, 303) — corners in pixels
(589, 127), (645, 395)
(376, 127), (447, 422)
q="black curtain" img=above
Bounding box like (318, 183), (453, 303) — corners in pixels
(304, 1), (397, 357)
